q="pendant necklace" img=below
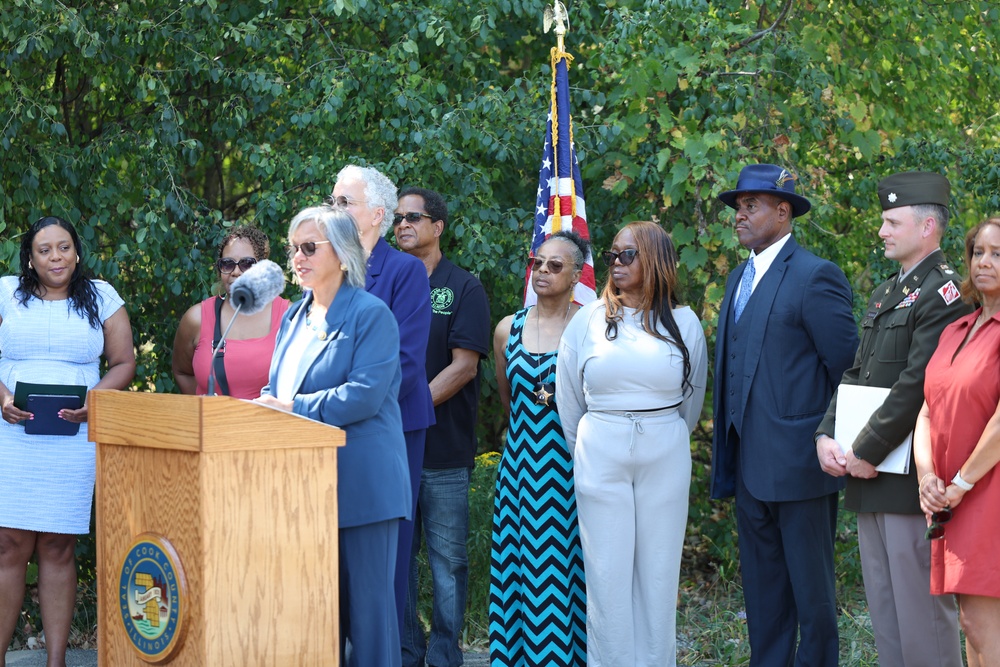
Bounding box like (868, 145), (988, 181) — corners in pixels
(532, 302), (572, 407)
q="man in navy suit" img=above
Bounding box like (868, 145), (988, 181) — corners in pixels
(711, 164), (858, 666)
(332, 165), (436, 640)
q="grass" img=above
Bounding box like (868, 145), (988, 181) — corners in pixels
(676, 573), (879, 665)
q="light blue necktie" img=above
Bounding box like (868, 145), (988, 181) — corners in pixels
(734, 255), (755, 322)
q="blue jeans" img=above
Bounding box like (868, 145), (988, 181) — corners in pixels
(401, 467), (470, 667)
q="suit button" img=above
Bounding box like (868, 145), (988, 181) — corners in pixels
(865, 371), (871, 379)
(730, 409), (735, 415)
(870, 350), (874, 356)
(731, 353), (736, 359)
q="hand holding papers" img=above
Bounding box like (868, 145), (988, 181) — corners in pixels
(834, 384), (912, 475)
(13, 382), (88, 436)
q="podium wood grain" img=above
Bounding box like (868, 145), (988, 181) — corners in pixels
(91, 391), (344, 666)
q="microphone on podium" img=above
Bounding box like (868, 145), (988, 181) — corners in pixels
(207, 260), (287, 396)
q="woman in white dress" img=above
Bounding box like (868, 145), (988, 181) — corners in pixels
(556, 221), (708, 666)
(0, 216), (135, 666)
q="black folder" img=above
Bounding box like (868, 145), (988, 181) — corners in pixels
(13, 382), (88, 437)
(24, 394), (83, 436)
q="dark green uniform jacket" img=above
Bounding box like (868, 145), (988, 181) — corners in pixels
(817, 250), (971, 514)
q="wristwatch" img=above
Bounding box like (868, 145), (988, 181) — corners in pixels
(952, 471), (975, 491)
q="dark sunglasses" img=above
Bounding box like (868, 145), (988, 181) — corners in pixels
(393, 211), (433, 226)
(602, 249), (639, 266)
(529, 257), (566, 274)
(925, 506), (953, 540)
(285, 240), (332, 257)
(216, 257), (257, 273)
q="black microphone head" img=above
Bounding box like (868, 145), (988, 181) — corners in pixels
(229, 259), (286, 315)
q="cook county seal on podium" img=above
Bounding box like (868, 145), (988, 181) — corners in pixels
(117, 533), (188, 663)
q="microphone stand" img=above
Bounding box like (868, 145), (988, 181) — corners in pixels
(206, 301), (244, 396)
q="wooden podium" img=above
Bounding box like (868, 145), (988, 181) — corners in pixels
(89, 391), (344, 666)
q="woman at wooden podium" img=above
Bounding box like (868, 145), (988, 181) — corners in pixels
(257, 204), (409, 667)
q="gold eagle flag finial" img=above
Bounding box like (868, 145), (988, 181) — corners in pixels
(544, 1), (569, 52)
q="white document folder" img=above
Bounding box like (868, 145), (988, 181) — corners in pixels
(834, 384), (912, 475)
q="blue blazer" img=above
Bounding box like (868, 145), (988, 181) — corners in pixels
(264, 284), (410, 528)
(711, 236), (858, 502)
(366, 237), (436, 432)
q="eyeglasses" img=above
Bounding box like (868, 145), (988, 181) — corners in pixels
(327, 195), (367, 208)
(602, 249), (639, 266)
(529, 257), (566, 274)
(216, 257), (257, 273)
(285, 240), (332, 257)
(925, 506), (953, 540)
(393, 212), (433, 226)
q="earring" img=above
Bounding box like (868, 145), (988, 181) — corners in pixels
(341, 264), (347, 271)
(76, 255), (80, 263)
(28, 261), (33, 270)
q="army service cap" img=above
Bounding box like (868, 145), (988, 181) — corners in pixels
(878, 171), (950, 211)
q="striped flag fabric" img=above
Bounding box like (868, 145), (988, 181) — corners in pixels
(524, 47), (596, 307)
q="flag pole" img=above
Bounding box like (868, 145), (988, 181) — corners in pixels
(527, 0), (596, 307)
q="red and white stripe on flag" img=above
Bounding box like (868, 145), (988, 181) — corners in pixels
(523, 47), (597, 307)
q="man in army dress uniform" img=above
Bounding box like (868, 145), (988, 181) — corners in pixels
(815, 171), (967, 667)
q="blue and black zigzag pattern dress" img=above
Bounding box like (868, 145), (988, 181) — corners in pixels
(489, 307), (586, 666)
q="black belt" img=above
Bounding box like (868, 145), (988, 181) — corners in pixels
(628, 401), (682, 413)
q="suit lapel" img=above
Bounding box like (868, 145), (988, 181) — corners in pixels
(716, 261), (743, 365)
(874, 250), (945, 316)
(269, 299), (303, 382)
(740, 236), (797, 397)
(282, 287), (358, 395)
(365, 237), (388, 291)
(876, 276), (908, 313)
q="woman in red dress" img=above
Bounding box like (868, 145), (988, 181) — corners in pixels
(915, 216), (1000, 666)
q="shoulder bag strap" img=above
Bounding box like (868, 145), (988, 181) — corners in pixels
(211, 297), (231, 396)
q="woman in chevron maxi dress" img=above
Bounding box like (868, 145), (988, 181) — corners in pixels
(489, 231), (588, 666)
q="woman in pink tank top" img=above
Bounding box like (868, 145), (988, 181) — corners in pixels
(172, 224), (290, 399)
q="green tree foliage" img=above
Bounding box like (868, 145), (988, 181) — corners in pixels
(4, 0), (1000, 640)
(4, 0), (998, 383)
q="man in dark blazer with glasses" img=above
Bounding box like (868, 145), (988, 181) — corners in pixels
(331, 165), (436, 643)
(711, 163), (858, 666)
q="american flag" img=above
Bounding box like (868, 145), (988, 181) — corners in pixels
(524, 47), (596, 307)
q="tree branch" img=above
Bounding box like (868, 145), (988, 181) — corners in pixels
(726, 0), (795, 55)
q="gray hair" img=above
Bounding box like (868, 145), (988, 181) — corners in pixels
(287, 205), (368, 289)
(543, 230), (591, 271)
(912, 203), (950, 233)
(336, 164), (398, 237)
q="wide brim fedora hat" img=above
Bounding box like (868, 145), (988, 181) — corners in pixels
(718, 163), (812, 218)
